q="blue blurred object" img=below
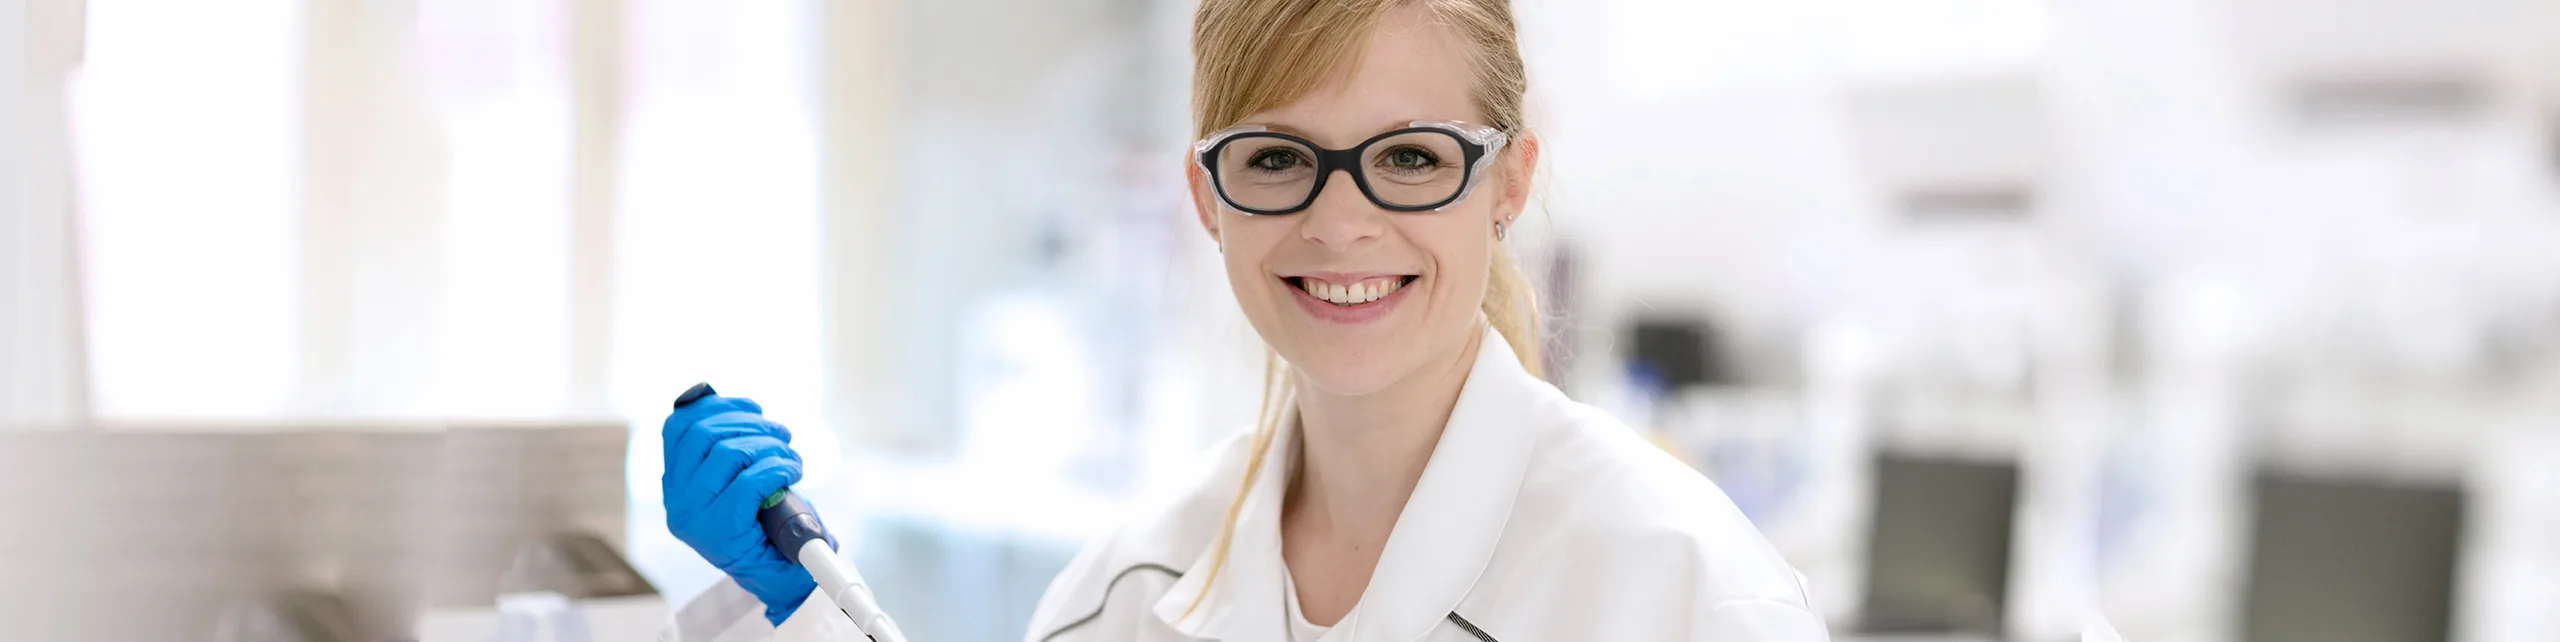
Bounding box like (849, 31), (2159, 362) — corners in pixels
(663, 384), (822, 625)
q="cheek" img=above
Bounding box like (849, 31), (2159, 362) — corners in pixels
(1432, 251), (1491, 316)
(1408, 219), (1494, 314)
(1216, 216), (1289, 298)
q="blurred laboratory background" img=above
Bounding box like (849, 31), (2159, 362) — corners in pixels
(4, 0), (2559, 640)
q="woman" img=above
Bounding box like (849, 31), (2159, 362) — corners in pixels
(661, 0), (1828, 640)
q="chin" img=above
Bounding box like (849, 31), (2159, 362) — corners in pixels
(1281, 347), (1414, 396)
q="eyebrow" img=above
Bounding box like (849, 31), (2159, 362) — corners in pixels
(1245, 119), (1436, 142)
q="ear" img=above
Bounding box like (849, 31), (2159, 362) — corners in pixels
(1187, 159), (1223, 246)
(1495, 130), (1541, 224)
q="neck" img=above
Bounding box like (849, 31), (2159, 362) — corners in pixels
(1284, 323), (1486, 544)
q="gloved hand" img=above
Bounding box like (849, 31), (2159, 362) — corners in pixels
(663, 393), (826, 626)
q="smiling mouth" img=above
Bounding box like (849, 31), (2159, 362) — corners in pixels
(1285, 275), (1419, 307)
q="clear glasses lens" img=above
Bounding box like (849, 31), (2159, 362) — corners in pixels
(1214, 136), (1321, 212)
(1211, 129), (1470, 212)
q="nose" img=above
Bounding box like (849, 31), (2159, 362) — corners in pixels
(1298, 170), (1385, 252)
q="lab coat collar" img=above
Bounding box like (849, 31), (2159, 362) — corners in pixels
(1150, 391), (1297, 639)
(1153, 326), (1542, 642)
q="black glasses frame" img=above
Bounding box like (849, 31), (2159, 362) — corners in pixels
(1195, 125), (1498, 216)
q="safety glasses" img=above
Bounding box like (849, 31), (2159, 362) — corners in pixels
(1194, 120), (1509, 215)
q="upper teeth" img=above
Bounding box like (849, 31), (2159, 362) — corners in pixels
(1300, 276), (1405, 305)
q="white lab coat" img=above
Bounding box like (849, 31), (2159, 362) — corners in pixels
(667, 328), (1830, 641)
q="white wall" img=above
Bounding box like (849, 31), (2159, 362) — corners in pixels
(2, 0), (92, 429)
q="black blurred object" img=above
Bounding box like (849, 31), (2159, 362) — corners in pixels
(2242, 472), (2464, 642)
(674, 382), (717, 408)
(1856, 453), (2017, 638)
(1625, 318), (1731, 389)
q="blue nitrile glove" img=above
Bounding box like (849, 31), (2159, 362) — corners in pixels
(663, 394), (825, 626)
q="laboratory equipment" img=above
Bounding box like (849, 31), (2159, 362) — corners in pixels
(1858, 452), (2020, 637)
(2241, 471), (2463, 642)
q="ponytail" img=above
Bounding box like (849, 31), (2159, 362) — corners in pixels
(1481, 244), (1542, 374)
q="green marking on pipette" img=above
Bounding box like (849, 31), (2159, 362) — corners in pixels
(762, 490), (788, 509)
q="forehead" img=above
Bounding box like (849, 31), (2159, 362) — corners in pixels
(1243, 6), (1481, 147)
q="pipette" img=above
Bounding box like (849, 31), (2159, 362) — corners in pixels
(675, 383), (908, 642)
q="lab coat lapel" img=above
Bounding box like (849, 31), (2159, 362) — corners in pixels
(1150, 326), (1542, 642)
(1152, 407), (1297, 640)
(1351, 327), (1541, 642)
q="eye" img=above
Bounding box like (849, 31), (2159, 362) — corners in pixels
(1249, 148), (1308, 172)
(1377, 146), (1440, 171)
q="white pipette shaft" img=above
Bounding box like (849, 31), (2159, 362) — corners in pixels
(796, 539), (908, 642)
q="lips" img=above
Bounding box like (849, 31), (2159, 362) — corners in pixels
(1278, 272), (1420, 324)
(1289, 274), (1414, 306)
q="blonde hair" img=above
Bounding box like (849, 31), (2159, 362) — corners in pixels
(1184, 0), (1541, 617)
